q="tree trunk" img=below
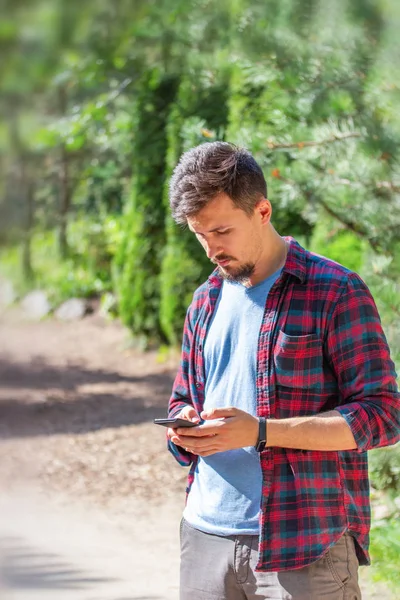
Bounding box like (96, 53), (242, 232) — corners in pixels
(22, 177), (34, 281)
(58, 85), (70, 259)
(9, 114), (35, 281)
(58, 143), (70, 259)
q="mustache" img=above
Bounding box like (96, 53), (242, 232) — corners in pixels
(212, 255), (235, 264)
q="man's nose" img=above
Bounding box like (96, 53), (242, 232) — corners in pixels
(205, 240), (220, 261)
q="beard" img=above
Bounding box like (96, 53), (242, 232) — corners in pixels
(217, 261), (256, 284)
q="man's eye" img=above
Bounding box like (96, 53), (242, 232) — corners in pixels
(217, 230), (230, 235)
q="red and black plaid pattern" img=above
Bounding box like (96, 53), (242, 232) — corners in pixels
(168, 237), (400, 571)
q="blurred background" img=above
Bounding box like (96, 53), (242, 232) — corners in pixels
(0, 0), (399, 598)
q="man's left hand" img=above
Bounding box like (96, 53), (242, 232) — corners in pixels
(171, 407), (259, 456)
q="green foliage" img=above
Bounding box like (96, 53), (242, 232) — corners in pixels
(369, 445), (400, 500)
(160, 230), (211, 345)
(1, 1), (398, 361)
(309, 214), (366, 272)
(0, 216), (122, 305)
(115, 71), (178, 346)
(360, 249), (400, 369)
(368, 445), (400, 591)
(0, 245), (31, 298)
(225, 1), (400, 262)
(159, 71), (229, 345)
(369, 518), (400, 590)
(99, 291), (118, 319)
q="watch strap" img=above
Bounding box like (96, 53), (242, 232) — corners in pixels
(255, 417), (267, 452)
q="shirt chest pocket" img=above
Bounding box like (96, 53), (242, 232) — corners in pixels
(273, 330), (323, 389)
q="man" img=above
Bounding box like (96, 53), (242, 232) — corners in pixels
(166, 141), (400, 600)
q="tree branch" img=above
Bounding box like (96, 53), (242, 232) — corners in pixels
(272, 171), (398, 256)
(104, 77), (133, 106)
(328, 177), (400, 196)
(376, 181), (400, 193)
(267, 131), (361, 150)
(315, 196), (383, 254)
(309, 160), (400, 196)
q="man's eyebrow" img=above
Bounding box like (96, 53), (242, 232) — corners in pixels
(188, 225), (231, 234)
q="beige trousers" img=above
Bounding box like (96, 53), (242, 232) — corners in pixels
(180, 519), (361, 600)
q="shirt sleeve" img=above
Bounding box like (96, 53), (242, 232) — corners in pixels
(167, 305), (196, 466)
(325, 272), (400, 452)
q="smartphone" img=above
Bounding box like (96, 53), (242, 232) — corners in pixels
(153, 417), (198, 428)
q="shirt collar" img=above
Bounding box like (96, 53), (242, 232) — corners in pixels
(208, 236), (307, 287)
(282, 236), (307, 284)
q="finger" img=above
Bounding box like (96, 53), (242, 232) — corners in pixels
(201, 407), (238, 420)
(196, 449), (219, 457)
(172, 436), (219, 452)
(176, 423), (219, 436)
(171, 435), (187, 446)
(188, 439), (220, 452)
(188, 444), (220, 455)
(173, 431), (217, 446)
(180, 406), (201, 423)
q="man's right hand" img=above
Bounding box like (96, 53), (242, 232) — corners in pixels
(166, 406), (201, 443)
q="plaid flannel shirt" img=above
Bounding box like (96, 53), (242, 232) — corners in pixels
(168, 237), (400, 571)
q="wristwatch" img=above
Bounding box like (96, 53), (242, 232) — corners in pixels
(255, 417), (267, 452)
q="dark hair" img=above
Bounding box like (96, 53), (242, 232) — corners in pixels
(169, 141), (267, 224)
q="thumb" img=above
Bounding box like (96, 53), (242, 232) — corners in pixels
(201, 407), (238, 420)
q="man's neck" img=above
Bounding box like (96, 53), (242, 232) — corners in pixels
(245, 232), (287, 288)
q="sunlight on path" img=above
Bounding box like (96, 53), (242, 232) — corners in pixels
(0, 486), (180, 600)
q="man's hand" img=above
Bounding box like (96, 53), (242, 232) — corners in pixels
(166, 405), (201, 445)
(170, 407), (259, 457)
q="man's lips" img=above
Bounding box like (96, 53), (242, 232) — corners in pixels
(215, 259), (232, 267)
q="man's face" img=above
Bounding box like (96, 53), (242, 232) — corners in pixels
(187, 192), (266, 284)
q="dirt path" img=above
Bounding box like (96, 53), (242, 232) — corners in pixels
(0, 311), (392, 599)
(0, 311), (186, 504)
(0, 485), (182, 600)
(0, 311), (187, 599)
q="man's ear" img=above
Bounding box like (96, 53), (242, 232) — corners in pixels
(256, 198), (272, 225)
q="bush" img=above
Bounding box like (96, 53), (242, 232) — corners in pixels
(369, 445), (400, 501)
(308, 214), (366, 272)
(159, 71), (229, 345)
(0, 245), (30, 299)
(368, 445), (400, 592)
(369, 518), (400, 590)
(0, 215), (123, 306)
(114, 70), (178, 346)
